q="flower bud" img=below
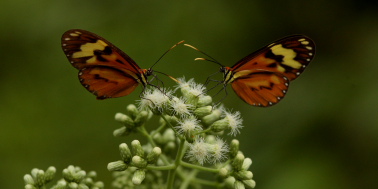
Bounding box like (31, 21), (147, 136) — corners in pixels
(210, 119), (228, 132)
(234, 170), (253, 180)
(107, 160), (128, 171)
(229, 139), (239, 158)
(119, 143), (132, 162)
(35, 170), (45, 186)
(234, 180), (245, 189)
(232, 153), (245, 171)
(197, 95), (213, 107)
(224, 176), (236, 188)
(131, 140), (144, 157)
(194, 106), (212, 117)
(147, 147), (162, 164)
(126, 104), (138, 119)
(242, 179), (256, 188)
(201, 108), (222, 126)
(218, 168), (229, 178)
(134, 111), (149, 127)
(114, 113), (134, 128)
(45, 166), (56, 182)
(242, 158), (252, 170)
(162, 128), (175, 143)
(132, 169), (146, 185)
(164, 141), (176, 153)
(113, 127), (130, 137)
(24, 174), (34, 185)
(25, 184), (36, 189)
(132, 156), (147, 168)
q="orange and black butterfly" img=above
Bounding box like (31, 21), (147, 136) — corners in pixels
(61, 29), (180, 99)
(185, 35), (315, 107)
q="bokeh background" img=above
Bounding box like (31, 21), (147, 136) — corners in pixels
(1, 0), (378, 188)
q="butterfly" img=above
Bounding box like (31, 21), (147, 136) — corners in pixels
(61, 29), (180, 99)
(185, 35), (315, 107)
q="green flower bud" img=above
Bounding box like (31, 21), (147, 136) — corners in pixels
(230, 139), (240, 158)
(24, 174), (34, 185)
(115, 113), (134, 128)
(87, 171), (97, 179)
(194, 106), (212, 117)
(45, 166), (56, 182)
(113, 127), (130, 137)
(147, 147), (162, 164)
(132, 169), (146, 185)
(119, 143), (132, 162)
(152, 132), (163, 144)
(25, 184), (36, 189)
(68, 182), (78, 188)
(210, 119), (228, 132)
(131, 140), (144, 157)
(197, 95), (213, 107)
(224, 176), (236, 188)
(201, 108), (222, 126)
(132, 156), (147, 168)
(234, 170), (253, 180)
(242, 158), (252, 170)
(242, 179), (256, 188)
(107, 160), (128, 171)
(234, 180), (245, 189)
(35, 170), (44, 186)
(126, 104), (139, 119)
(164, 141), (176, 153)
(162, 128), (175, 143)
(232, 153), (245, 171)
(218, 168), (229, 178)
(134, 111), (149, 127)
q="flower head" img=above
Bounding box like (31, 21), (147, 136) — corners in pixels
(223, 109), (243, 136)
(138, 89), (171, 113)
(208, 137), (229, 164)
(170, 97), (192, 117)
(175, 117), (202, 135)
(185, 137), (209, 165)
(176, 78), (206, 100)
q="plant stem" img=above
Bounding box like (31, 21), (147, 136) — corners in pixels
(180, 161), (219, 173)
(166, 137), (186, 189)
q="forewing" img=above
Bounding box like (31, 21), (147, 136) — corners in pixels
(79, 67), (139, 99)
(231, 72), (289, 107)
(61, 29), (141, 73)
(231, 35), (315, 81)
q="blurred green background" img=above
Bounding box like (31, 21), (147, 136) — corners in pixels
(1, 0), (378, 188)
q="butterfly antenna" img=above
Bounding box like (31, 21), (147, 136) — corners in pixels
(153, 70), (179, 83)
(150, 40), (185, 69)
(184, 44), (224, 67)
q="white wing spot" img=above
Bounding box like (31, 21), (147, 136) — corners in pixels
(64, 38), (70, 41)
(306, 46), (313, 50)
(70, 33), (79, 37)
(277, 97), (281, 100)
(74, 31), (82, 34)
(70, 61), (74, 64)
(296, 72), (300, 75)
(306, 58), (310, 61)
(269, 102), (273, 105)
(285, 82), (289, 86)
(298, 38), (306, 42)
(300, 40), (310, 45)
(302, 65), (306, 68)
(62, 44), (66, 47)
(309, 53), (313, 56)
(283, 90), (287, 94)
(78, 72), (83, 76)
(283, 77), (288, 81)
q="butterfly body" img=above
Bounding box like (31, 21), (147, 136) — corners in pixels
(61, 29), (152, 99)
(221, 35), (315, 107)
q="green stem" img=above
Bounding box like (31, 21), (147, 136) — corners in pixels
(180, 161), (219, 173)
(167, 137), (186, 189)
(179, 169), (199, 189)
(146, 164), (175, 171)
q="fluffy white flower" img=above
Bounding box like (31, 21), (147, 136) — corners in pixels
(138, 88), (171, 112)
(170, 97), (192, 117)
(223, 109), (243, 136)
(185, 137), (209, 165)
(208, 137), (229, 164)
(175, 117), (202, 135)
(176, 78), (206, 98)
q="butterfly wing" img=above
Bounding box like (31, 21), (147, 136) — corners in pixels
(231, 72), (289, 106)
(231, 35), (315, 81)
(228, 35), (315, 107)
(61, 29), (145, 99)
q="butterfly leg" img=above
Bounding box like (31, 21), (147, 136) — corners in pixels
(212, 84), (229, 105)
(204, 70), (222, 86)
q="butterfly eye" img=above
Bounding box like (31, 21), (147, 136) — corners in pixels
(146, 68), (154, 76)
